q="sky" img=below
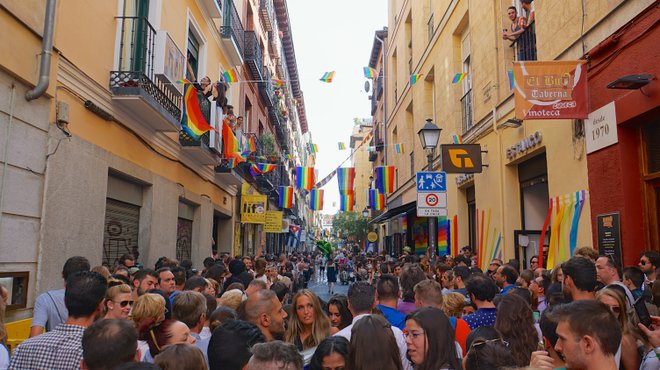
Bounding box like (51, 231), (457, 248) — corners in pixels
(287, 0), (387, 215)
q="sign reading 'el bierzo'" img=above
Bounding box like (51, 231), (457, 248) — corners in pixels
(513, 61), (588, 120)
(241, 195), (267, 224)
(440, 144), (482, 173)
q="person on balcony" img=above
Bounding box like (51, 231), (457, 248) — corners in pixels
(502, 6), (524, 42)
(517, 0), (537, 61)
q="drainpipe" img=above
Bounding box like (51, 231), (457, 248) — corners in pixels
(492, 106), (507, 260)
(25, 0), (57, 101)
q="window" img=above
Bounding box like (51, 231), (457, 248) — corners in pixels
(120, 0), (150, 72)
(460, 31), (473, 132)
(0, 272), (29, 310)
(186, 31), (201, 81)
(466, 186), (476, 250)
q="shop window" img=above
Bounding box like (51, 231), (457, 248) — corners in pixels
(0, 272), (29, 310)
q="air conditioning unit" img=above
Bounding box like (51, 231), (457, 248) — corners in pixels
(154, 30), (185, 96)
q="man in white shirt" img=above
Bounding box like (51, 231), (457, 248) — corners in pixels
(334, 281), (412, 370)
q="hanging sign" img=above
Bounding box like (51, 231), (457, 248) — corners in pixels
(585, 101), (618, 154)
(264, 211), (284, 233)
(241, 194), (267, 224)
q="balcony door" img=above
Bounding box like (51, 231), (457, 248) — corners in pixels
(121, 0), (150, 73)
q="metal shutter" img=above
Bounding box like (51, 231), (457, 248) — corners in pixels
(103, 199), (140, 266)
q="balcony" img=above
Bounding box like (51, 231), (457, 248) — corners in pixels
(461, 89), (473, 133)
(199, 0), (223, 18)
(244, 31), (263, 81)
(276, 124), (290, 151)
(259, 0), (275, 32)
(220, 0), (244, 66)
(510, 24), (537, 61)
(368, 138), (378, 162)
(109, 17), (182, 132)
(259, 80), (275, 109)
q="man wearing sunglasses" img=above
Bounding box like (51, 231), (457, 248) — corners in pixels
(639, 251), (660, 288)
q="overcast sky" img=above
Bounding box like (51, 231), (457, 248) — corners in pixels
(288, 0), (387, 215)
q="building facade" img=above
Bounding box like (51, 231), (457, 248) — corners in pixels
(0, 0), (310, 321)
(371, 0), (656, 268)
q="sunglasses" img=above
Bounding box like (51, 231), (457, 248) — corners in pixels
(114, 300), (134, 308)
(470, 338), (509, 350)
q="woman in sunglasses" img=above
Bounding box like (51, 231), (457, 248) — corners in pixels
(104, 280), (133, 320)
(404, 307), (462, 370)
(596, 287), (641, 370)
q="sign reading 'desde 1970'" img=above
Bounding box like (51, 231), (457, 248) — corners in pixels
(585, 101), (618, 154)
(513, 61), (588, 120)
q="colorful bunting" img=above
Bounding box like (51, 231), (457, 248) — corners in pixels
(369, 189), (385, 211)
(452, 134), (463, 144)
(295, 167), (315, 190)
(181, 84), (218, 140)
(272, 79), (285, 88)
(363, 67), (377, 79)
(314, 169), (337, 189)
(250, 163), (277, 176)
(279, 186), (294, 209)
(410, 74), (422, 86)
(507, 70), (515, 91)
(309, 143), (319, 153)
(394, 143), (404, 154)
(375, 166), (395, 194)
(222, 69), (239, 83)
(337, 167), (355, 193)
(319, 71), (335, 83)
(247, 135), (257, 153)
(338, 142), (347, 150)
(176, 78), (192, 84)
(452, 72), (467, 84)
(310, 189), (324, 210)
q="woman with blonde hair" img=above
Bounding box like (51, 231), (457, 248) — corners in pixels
(104, 280), (133, 320)
(596, 287), (641, 370)
(442, 292), (466, 318)
(285, 289), (331, 351)
(132, 293), (167, 361)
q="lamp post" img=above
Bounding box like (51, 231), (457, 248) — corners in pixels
(362, 207), (370, 218)
(417, 118), (442, 260)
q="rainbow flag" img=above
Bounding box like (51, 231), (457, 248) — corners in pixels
(309, 144), (318, 153)
(410, 74), (422, 86)
(452, 134), (463, 144)
(394, 143), (404, 154)
(227, 157), (238, 169)
(319, 71), (335, 83)
(401, 215), (408, 232)
(337, 167), (355, 193)
(284, 153), (292, 160)
(279, 186), (294, 208)
(176, 78), (192, 84)
(222, 121), (243, 161)
(338, 142), (346, 150)
(363, 67), (377, 79)
(272, 79), (285, 88)
(247, 135), (257, 152)
(181, 84), (217, 140)
(310, 189), (324, 210)
(223, 69), (238, 83)
(369, 189), (385, 211)
(295, 167), (315, 190)
(339, 192), (354, 212)
(452, 72), (466, 84)
(375, 166), (395, 194)
(250, 163), (276, 175)
(507, 70), (515, 90)
(437, 216), (450, 256)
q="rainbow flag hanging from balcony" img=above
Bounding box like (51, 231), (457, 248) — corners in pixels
(222, 121), (243, 162)
(410, 74), (422, 86)
(180, 84), (217, 140)
(369, 189), (385, 211)
(339, 192), (354, 212)
(223, 68), (239, 83)
(363, 67), (377, 79)
(319, 71), (335, 83)
(247, 135), (257, 152)
(176, 78), (192, 85)
(452, 72), (467, 84)
(295, 167), (315, 190)
(310, 189), (324, 210)
(375, 166), (395, 194)
(338, 142), (346, 150)
(250, 163), (276, 176)
(394, 143), (404, 154)
(272, 79), (285, 88)
(279, 186), (294, 209)
(337, 167), (355, 193)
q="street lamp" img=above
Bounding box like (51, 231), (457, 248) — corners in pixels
(417, 118), (442, 260)
(362, 207), (369, 218)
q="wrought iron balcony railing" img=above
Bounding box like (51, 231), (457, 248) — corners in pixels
(220, 0), (244, 57)
(244, 31), (263, 80)
(510, 23), (537, 61)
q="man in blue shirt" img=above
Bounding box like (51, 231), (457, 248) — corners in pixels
(376, 274), (406, 331)
(494, 265), (518, 297)
(463, 274), (498, 330)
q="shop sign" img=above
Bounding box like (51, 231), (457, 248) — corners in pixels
(596, 212), (622, 269)
(264, 211), (283, 233)
(506, 131), (543, 160)
(440, 144), (483, 173)
(241, 195), (267, 224)
(514, 61), (588, 119)
(585, 101), (618, 154)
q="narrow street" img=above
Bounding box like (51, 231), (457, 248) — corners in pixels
(305, 268), (349, 303)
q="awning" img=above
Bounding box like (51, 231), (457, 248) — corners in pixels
(369, 201), (416, 224)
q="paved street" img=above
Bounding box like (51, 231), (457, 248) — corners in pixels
(305, 268), (349, 302)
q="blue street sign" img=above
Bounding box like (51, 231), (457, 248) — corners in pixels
(416, 172), (447, 192)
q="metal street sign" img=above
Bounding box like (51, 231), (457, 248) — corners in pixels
(416, 172), (447, 217)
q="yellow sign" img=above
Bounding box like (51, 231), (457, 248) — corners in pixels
(264, 211), (283, 233)
(241, 195), (267, 224)
(368, 232), (378, 242)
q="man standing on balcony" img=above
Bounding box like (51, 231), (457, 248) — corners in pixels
(502, 6), (524, 42)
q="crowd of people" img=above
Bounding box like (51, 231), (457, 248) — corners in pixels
(2, 246), (660, 370)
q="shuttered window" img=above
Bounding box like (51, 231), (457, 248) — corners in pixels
(103, 199), (140, 266)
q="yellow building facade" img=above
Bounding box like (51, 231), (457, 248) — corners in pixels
(378, 0), (654, 267)
(349, 121), (374, 213)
